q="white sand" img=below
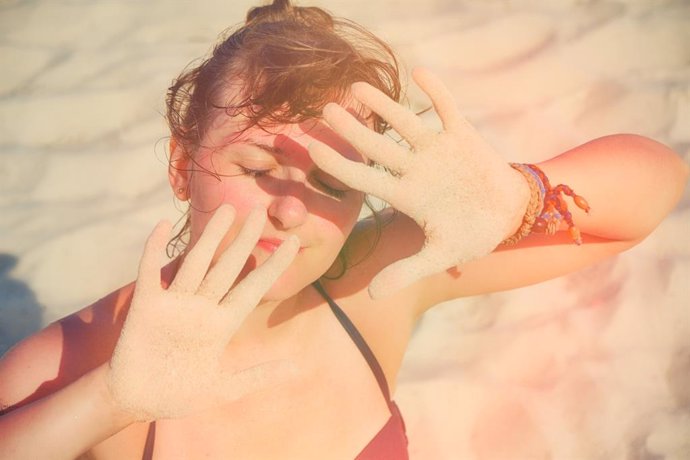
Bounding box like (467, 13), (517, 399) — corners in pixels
(1, 0), (688, 458)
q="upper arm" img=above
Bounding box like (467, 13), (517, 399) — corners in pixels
(531, 134), (688, 241)
(0, 322), (65, 414)
(0, 285), (131, 415)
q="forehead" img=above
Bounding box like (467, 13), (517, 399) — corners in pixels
(206, 105), (371, 164)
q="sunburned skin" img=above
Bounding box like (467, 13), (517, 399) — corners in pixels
(107, 204), (300, 421)
(308, 68), (531, 299)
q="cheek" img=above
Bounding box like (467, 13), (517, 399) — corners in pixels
(315, 194), (364, 245)
(188, 176), (264, 247)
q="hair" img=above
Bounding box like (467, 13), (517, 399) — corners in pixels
(165, 0), (401, 276)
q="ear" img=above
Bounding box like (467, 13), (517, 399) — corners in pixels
(168, 137), (192, 201)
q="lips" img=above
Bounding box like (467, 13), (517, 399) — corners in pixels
(257, 238), (282, 253)
(257, 238), (303, 253)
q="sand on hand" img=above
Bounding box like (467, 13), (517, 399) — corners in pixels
(309, 68), (530, 299)
(107, 205), (300, 421)
(3, 1), (688, 458)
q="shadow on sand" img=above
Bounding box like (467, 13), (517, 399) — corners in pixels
(0, 253), (44, 357)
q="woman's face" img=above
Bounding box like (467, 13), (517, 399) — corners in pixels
(173, 110), (367, 301)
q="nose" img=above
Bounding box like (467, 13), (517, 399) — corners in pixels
(267, 194), (308, 230)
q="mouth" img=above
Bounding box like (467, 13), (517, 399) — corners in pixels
(257, 238), (304, 253)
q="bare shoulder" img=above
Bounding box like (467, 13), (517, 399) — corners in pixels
(317, 211), (426, 388)
(328, 209), (426, 313)
(0, 281), (135, 414)
(346, 208), (424, 278)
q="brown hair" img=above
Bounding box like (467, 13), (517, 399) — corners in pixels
(165, 0), (401, 273)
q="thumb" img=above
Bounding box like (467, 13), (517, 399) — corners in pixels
(368, 248), (442, 300)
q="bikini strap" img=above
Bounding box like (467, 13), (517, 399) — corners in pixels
(313, 281), (392, 403)
(142, 421), (155, 460)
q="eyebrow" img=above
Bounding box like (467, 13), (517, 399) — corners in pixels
(246, 141), (287, 156)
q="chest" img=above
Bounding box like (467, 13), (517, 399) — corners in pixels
(91, 301), (404, 460)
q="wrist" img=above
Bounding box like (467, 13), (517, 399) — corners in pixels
(505, 165), (532, 239)
(500, 163), (537, 244)
(501, 163), (591, 245)
(93, 363), (140, 429)
(0, 363), (139, 459)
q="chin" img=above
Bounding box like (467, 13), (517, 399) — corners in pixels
(246, 248), (339, 302)
(258, 271), (315, 302)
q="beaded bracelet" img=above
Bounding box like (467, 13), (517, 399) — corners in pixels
(501, 164), (544, 245)
(501, 163), (590, 245)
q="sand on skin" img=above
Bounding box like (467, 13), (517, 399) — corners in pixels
(1, 1), (689, 458)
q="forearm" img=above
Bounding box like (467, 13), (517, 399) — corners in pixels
(534, 134), (689, 242)
(0, 364), (135, 460)
(417, 134), (684, 305)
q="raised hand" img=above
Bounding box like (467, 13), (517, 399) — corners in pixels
(308, 68), (529, 299)
(106, 205), (299, 421)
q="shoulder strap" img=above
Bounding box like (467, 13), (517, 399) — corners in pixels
(142, 421), (155, 460)
(313, 281), (391, 402)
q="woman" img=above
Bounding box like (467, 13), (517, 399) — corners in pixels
(0, 0), (687, 458)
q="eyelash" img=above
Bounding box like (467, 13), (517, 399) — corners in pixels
(239, 166), (270, 178)
(238, 166), (347, 199)
(318, 182), (346, 199)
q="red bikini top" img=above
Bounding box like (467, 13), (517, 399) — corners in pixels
(313, 281), (409, 459)
(141, 283), (409, 460)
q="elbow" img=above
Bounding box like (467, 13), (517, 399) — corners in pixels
(617, 132), (688, 190)
(607, 134), (688, 241)
(642, 135), (687, 236)
(642, 135), (688, 203)
(677, 150), (690, 185)
(618, 133), (689, 186)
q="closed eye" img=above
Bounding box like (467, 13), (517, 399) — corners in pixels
(314, 179), (347, 199)
(312, 170), (351, 199)
(240, 165), (347, 199)
(239, 166), (271, 177)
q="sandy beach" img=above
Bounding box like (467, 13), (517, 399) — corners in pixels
(1, 0), (689, 458)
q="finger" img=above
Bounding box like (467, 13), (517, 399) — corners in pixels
(308, 140), (400, 203)
(197, 208), (266, 301)
(217, 360), (298, 403)
(169, 204), (235, 294)
(219, 235), (300, 330)
(351, 81), (433, 147)
(411, 67), (468, 134)
(322, 103), (412, 174)
(136, 220), (172, 296)
(367, 248), (444, 300)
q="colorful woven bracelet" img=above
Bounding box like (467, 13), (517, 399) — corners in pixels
(502, 163), (590, 245)
(501, 163), (544, 245)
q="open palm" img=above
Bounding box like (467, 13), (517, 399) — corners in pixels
(309, 68), (528, 299)
(107, 205), (299, 421)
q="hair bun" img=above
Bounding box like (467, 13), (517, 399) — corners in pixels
(246, 0), (333, 28)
